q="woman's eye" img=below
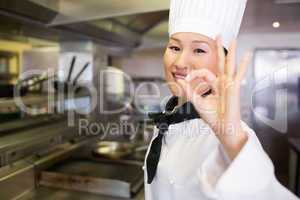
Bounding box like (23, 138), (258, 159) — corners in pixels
(194, 48), (206, 54)
(169, 46), (181, 52)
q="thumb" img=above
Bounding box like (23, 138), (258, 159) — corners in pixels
(177, 79), (189, 99)
(177, 79), (202, 103)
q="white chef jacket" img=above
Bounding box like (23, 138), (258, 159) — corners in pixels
(143, 119), (299, 200)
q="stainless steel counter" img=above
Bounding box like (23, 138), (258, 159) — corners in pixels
(0, 115), (149, 200)
(0, 120), (76, 167)
(18, 157), (145, 200)
(22, 186), (144, 200)
(38, 158), (144, 198)
(0, 121), (67, 151)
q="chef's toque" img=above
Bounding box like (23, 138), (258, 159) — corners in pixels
(168, 0), (248, 49)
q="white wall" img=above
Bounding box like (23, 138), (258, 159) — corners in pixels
(237, 32), (300, 122)
(22, 47), (59, 73)
(121, 48), (166, 78)
(120, 48), (171, 109)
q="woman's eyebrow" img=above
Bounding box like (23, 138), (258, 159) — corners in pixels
(192, 40), (209, 45)
(170, 37), (210, 46)
(170, 37), (181, 43)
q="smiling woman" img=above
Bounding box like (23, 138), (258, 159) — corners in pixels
(143, 0), (300, 200)
(164, 32), (219, 97)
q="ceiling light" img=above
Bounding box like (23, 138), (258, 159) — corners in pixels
(272, 21), (280, 28)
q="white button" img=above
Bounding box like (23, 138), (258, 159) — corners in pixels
(142, 166), (145, 170)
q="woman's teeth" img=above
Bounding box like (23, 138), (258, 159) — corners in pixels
(173, 73), (187, 80)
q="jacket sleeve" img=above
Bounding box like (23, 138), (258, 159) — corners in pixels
(197, 121), (299, 200)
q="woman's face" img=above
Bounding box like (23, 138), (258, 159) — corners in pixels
(163, 32), (219, 97)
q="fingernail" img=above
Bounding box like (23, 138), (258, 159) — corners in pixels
(185, 75), (190, 81)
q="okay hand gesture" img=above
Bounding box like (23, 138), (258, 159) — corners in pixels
(178, 36), (251, 159)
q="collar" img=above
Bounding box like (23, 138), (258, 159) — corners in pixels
(148, 96), (200, 128)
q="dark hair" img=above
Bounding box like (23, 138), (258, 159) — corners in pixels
(224, 48), (228, 56)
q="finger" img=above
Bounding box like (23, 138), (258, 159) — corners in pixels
(216, 36), (225, 76)
(226, 40), (237, 78)
(217, 36), (226, 117)
(218, 77), (226, 118)
(193, 79), (219, 97)
(178, 79), (203, 103)
(211, 79), (220, 96)
(194, 78), (219, 96)
(186, 69), (218, 97)
(236, 51), (252, 82)
(186, 69), (217, 83)
(194, 82), (210, 96)
(177, 79), (193, 101)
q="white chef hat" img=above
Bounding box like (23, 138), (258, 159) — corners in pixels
(168, 0), (248, 49)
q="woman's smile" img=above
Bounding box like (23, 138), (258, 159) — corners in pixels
(172, 71), (188, 81)
(163, 32), (218, 97)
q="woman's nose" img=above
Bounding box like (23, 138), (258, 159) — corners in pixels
(174, 52), (190, 70)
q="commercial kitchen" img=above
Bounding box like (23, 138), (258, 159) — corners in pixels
(0, 0), (300, 199)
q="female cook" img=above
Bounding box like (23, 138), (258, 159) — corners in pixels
(143, 0), (299, 199)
